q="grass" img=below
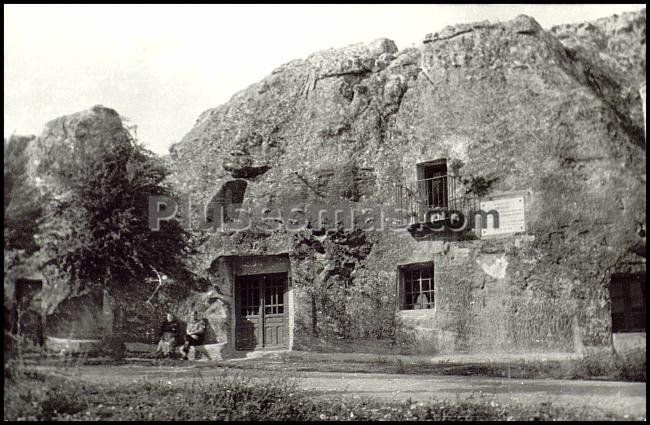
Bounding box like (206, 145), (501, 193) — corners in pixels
(201, 351), (645, 382)
(13, 346), (645, 383)
(4, 367), (639, 421)
(10, 326), (644, 385)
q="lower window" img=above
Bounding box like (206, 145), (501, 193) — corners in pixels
(400, 262), (435, 310)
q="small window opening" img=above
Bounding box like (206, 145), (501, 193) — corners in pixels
(400, 262), (435, 310)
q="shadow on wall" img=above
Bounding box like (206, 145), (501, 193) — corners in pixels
(206, 180), (248, 225)
(202, 319), (218, 344)
(46, 291), (104, 339)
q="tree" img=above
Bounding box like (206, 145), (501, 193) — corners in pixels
(4, 134), (45, 358)
(36, 131), (192, 298)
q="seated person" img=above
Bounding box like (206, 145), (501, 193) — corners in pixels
(154, 312), (180, 358)
(181, 311), (205, 360)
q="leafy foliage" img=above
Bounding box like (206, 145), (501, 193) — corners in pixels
(35, 127), (191, 296)
(291, 228), (398, 340)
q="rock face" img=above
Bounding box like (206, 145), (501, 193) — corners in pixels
(170, 10), (646, 352)
(10, 12), (645, 357)
(169, 10), (646, 356)
(25, 105), (134, 200)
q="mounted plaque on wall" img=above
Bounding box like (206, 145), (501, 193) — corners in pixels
(479, 195), (526, 237)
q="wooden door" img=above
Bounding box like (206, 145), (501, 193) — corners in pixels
(262, 274), (288, 348)
(235, 275), (261, 350)
(235, 273), (288, 350)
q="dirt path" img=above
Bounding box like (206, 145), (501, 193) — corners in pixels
(35, 364), (646, 418)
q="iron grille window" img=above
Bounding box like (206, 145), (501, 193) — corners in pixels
(401, 263), (434, 310)
(264, 275), (285, 315)
(239, 279), (260, 317)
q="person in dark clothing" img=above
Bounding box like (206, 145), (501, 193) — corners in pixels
(181, 311), (206, 360)
(154, 312), (179, 357)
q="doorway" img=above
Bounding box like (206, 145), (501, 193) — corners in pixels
(235, 272), (288, 350)
(609, 273), (646, 333)
(416, 159), (448, 209)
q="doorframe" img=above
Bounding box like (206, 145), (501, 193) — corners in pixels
(223, 254), (293, 352)
(232, 271), (291, 351)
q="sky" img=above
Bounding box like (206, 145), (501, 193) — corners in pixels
(4, 4), (646, 155)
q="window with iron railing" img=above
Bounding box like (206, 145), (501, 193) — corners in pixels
(417, 159), (448, 209)
(396, 159), (478, 227)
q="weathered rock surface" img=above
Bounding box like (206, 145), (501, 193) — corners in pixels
(25, 105), (134, 200)
(169, 10), (645, 353)
(8, 11), (645, 354)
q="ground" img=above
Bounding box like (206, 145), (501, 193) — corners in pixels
(29, 361), (646, 419)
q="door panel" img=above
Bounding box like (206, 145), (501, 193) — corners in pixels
(263, 274), (287, 348)
(235, 276), (261, 350)
(235, 272), (288, 350)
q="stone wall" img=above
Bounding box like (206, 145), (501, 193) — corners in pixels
(46, 291), (105, 339)
(348, 223), (580, 355)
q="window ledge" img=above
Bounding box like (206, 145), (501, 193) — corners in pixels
(397, 308), (436, 316)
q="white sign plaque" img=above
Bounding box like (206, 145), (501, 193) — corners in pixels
(479, 195), (525, 237)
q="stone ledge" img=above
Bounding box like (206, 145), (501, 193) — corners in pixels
(123, 341), (232, 361)
(612, 332), (646, 360)
(397, 309), (436, 319)
(125, 342), (156, 353)
(187, 342), (231, 361)
(45, 336), (100, 354)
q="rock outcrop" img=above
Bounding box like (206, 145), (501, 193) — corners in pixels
(169, 9), (645, 354)
(9, 10), (645, 355)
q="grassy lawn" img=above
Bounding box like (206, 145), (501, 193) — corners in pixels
(13, 345), (646, 383)
(190, 350), (645, 382)
(4, 364), (639, 421)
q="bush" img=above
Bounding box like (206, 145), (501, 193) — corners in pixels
(4, 372), (86, 420)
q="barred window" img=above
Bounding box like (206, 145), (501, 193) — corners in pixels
(400, 262), (434, 310)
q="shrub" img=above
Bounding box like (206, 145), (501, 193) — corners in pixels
(4, 372), (85, 420)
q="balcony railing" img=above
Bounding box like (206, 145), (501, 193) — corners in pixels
(396, 175), (479, 233)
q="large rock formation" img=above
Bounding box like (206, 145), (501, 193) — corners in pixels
(8, 10), (644, 358)
(6, 106), (152, 343)
(169, 10), (645, 355)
